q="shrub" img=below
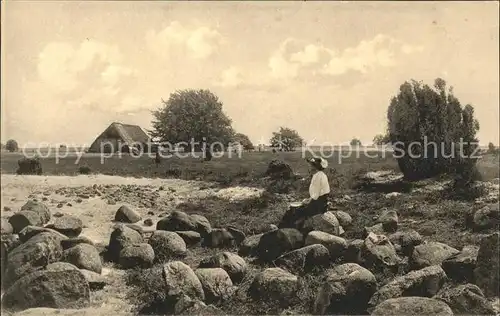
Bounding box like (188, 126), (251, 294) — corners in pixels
(387, 78), (480, 182)
(78, 166), (91, 174)
(5, 139), (18, 152)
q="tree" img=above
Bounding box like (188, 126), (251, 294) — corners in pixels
(350, 138), (362, 147)
(233, 133), (254, 151)
(270, 127), (303, 152)
(373, 133), (390, 145)
(387, 78), (480, 181)
(150, 89), (235, 151)
(5, 139), (18, 152)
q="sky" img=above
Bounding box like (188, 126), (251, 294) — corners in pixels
(1, 1), (499, 147)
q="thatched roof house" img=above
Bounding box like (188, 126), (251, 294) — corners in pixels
(88, 122), (151, 153)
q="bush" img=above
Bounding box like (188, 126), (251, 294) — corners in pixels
(16, 157), (42, 175)
(387, 78), (480, 182)
(78, 166), (91, 174)
(5, 139), (18, 152)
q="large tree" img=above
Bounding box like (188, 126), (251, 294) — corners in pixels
(387, 78), (480, 181)
(350, 138), (362, 147)
(150, 89), (235, 151)
(270, 127), (304, 151)
(5, 139), (18, 152)
(233, 133), (254, 151)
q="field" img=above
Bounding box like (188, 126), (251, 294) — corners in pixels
(1, 150), (499, 315)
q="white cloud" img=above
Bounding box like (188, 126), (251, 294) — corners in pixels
(268, 34), (424, 80)
(146, 21), (224, 60)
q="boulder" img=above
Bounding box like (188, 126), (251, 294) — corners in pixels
(376, 209), (398, 233)
(20, 201), (51, 223)
(344, 239), (364, 263)
(114, 205), (141, 223)
(256, 228), (304, 262)
(442, 245), (478, 282)
(8, 211), (44, 234)
(249, 268), (298, 306)
(1, 218), (13, 235)
(474, 232), (499, 297)
(62, 243), (102, 274)
(118, 243), (154, 269)
(49, 215), (83, 237)
(203, 228), (245, 249)
(410, 241), (460, 270)
(17, 226), (68, 243)
(45, 262), (79, 272)
(305, 231), (347, 260)
(148, 231), (187, 263)
(156, 211), (211, 237)
(4, 232), (64, 287)
(198, 252), (247, 283)
(313, 263), (377, 315)
(238, 233), (263, 257)
(61, 236), (95, 251)
(163, 261), (205, 302)
(469, 204), (500, 232)
(175, 231), (202, 247)
(361, 232), (401, 272)
(368, 265), (447, 308)
(389, 229), (423, 256)
(195, 268), (235, 303)
(302, 212), (342, 236)
(371, 297), (453, 316)
(275, 244), (330, 273)
(333, 210), (352, 227)
(1, 269), (90, 312)
(108, 224), (143, 262)
(435, 283), (496, 315)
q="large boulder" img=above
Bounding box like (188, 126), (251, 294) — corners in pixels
(20, 201), (51, 224)
(195, 268), (235, 303)
(175, 231), (202, 247)
(156, 211), (211, 237)
(1, 269), (90, 312)
(238, 233), (263, 257)
(108, 224), (143, 262)
(368, 265), (447, 308)
(388, 229), (422, 257)
(442, 245), (478, 282)
(148, 231), (187, 263)
(61, 236), (95, 251)
(8, 211), (44, 234)
(114, 205), (141, 223)
(256, 228), (304, 262)
(4, 232), (64, 287)
(474, 232), (499, 297)
(333, 210), (352, 227)
(18, 226), (67, 243)
(313, 263), (377, 315)
(361, 232), (401, 272)
(302, 212), (343, 236)
(274, 244), (330, 273)
(16, 157), (42, 175)
(305, 231), (347, 260)
(61, 243), (102, 274)
(468, 203), (500, 232)
(371, 297), (453, 316)
(435, 283), (496, 315)
(118, 243), (154, 269)
(249, 268), (298, 306)
(198, 252), (247, 283)
(163, 261), (205, 303)
(410, 241), (460, 270)
(49, 215), (83, 238)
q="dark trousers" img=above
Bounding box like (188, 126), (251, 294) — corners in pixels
(279, 194), (329, 229)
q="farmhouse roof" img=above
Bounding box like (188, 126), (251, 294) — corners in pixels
(92, 122), (150, 145)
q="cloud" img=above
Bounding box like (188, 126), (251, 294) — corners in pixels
(214, 66), (244, 87)
(268, 34), (424, 81)
(146, 21), (224, 60)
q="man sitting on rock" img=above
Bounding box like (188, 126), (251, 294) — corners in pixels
(279, 157), (331, 229)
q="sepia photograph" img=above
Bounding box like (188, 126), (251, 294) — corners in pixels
(1, 1), (499, 315)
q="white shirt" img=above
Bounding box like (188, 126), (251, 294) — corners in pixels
(309, 170), (331, 200)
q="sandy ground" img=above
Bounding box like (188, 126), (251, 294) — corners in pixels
(1, 174), (264, 315)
